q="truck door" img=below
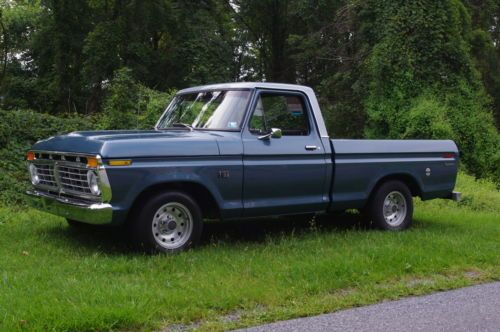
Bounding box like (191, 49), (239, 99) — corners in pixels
(242, 89), (329, 217)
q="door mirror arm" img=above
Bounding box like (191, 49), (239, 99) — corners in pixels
(258, 128), (282, 140)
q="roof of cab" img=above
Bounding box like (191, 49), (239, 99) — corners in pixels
(177, 82), (313, 94)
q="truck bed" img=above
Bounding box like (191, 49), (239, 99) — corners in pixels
(329, 139), (459, 210)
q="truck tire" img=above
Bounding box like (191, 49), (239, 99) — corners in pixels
(369, 180), (413, 230)
(129, 191), (203, 253)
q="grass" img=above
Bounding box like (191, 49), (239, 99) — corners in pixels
(0, 173), (499, 331)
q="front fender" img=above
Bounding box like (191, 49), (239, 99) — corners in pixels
(104, 156), (242, 223)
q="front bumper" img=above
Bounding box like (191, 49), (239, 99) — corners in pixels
(26, 190), (113, 225)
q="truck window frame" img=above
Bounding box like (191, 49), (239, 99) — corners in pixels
(155, 88), (254, 132)
(243, 89), (315, 137)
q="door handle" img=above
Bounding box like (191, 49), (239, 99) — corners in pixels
(305, 145), (318, 151)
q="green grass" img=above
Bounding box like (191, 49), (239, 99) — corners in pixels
(0, 173), (499, 331)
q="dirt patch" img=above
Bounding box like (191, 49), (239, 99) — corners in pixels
(328, 287), (357, 297)
(463, 269), (484, 280)
(405, 277), (436, 288)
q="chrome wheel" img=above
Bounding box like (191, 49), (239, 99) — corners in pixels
(383, 191), (407, 227)
(152, 202), (193, 250)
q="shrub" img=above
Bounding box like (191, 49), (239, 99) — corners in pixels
(0, 83), (176, 205)
(137, 86), (176, 130)
(402, 96), (454, 140)
(98, 68), (176, 130)
(0, 110), (94, 204)
(362, 0), (500, 183)
(99, 68), (139, 130)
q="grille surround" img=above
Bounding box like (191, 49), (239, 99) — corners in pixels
(29, 153), (102, 202)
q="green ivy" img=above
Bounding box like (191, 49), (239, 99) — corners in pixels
(362, 0), (499, 182)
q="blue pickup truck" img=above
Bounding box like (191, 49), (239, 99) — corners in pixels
(26, 82), (461, 252)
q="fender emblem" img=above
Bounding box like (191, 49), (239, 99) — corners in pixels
(218, 170), (230, 179)
(425, 168), (431, 176)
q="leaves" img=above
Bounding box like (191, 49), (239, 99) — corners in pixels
(0, 0), (497, 182)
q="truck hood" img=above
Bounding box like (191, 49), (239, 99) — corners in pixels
(31, 130), (225, 158)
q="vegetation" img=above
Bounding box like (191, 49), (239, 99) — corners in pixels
(361, 1), (499, 180)
(99, 67), (175, 130)
(0, 0), (498, 182)
(0, 81), (172, 204)
(0, 109), (93, 204)
(0, 173), (498, 331)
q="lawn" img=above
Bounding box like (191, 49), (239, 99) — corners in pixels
(0, 173), (499, 331)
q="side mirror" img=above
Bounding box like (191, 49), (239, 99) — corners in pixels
(258, 128), (282, 140)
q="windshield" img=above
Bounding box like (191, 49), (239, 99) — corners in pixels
(156, 90), (252, 130)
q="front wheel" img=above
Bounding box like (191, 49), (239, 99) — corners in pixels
(129, 191), (203, 253)
(369, 181), (413, 230)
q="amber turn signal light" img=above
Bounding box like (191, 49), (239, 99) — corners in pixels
(26, 151), (35, 161)
(108, 160), (132, 166)
(87, 157), (99, 168)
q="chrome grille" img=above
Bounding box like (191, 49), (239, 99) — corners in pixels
(30, 153), (98, 200)
(35, 164), (57, 187)
(57, 166), (92, 194)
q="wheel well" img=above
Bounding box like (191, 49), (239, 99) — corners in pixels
(128, 182), (221, 221)
(370, 174), (422, 200)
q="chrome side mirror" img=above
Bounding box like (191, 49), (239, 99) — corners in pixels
(258, 128), (282, 140)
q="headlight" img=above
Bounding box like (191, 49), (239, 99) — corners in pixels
(28, 163), (40, 185)
(87, 170), (101, 195)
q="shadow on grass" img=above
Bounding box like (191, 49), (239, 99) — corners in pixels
(41, 222), (134, 255)
(200, 213), (372, 245)
(41, 212), (375, 255)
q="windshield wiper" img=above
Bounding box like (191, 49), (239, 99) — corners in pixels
(171, 123), (194, 131)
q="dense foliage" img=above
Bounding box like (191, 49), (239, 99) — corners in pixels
(0, 110), (93, 203)
(0, 0), (498, 183)
(99, 67), (175, 130)
(0, 84), (172, 204)
(361, 0), (499, 181)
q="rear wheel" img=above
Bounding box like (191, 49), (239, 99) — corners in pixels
(369, 181), (413, 230)
(129, 191), (203, 253)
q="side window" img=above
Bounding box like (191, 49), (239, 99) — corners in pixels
(249, 93), (310, 136)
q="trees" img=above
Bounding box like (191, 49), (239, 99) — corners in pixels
(0, 0), (238, 114)
(0, 0), (498, 180)
(466, 0), (500, 127)
(360, 0), (498, 180)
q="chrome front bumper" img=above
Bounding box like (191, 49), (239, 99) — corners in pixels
(26, 190), (113, 225)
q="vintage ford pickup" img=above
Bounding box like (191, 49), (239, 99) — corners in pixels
(26, 82), (461, 252)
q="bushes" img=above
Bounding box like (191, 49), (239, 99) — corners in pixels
(402, 96), (454, 140)
(0, 110), (94, 204)
(99, 67), (175, 130)
(396, 91), (500, 184)
(0, 75), (176, 205)
(99, 68), (139, 130)
(362, 0), (499, 183)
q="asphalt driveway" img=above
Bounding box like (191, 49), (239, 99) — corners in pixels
(238, 282), (500, 332)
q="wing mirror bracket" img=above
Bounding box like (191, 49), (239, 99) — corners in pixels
(258, 128), (282, 140)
